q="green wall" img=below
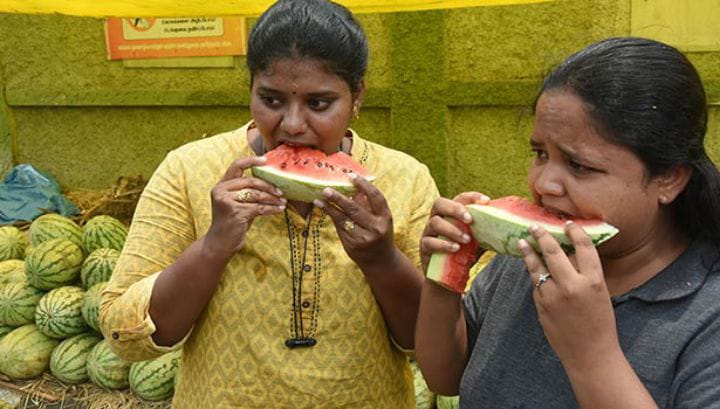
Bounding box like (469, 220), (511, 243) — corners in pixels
(1, 0), (720, 200)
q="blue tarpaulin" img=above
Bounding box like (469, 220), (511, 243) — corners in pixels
(0, 164), (80, 224)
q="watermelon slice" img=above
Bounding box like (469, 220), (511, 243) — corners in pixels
(426, 196), (618, 293)
(251, 144), (375, 202)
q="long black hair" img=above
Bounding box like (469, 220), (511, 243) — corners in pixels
(537, 37), (720, 243)
(247, 0), (368, 94)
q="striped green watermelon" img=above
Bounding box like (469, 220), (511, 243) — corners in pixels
(49, 332), (103, 384)
(25, 238), (84, 290)
(0, 324), (60, 379)
(80, 248), (119, 289)
(35, 286), (88, 339)
(0, 281), (44, 326)
(0, 325), (14, 340)
(437, 395), (460, 409)
(86, 339), (132, 389)
(29, 213), (83, 248)
(82, 216), (128, 253)
(427, 196), (619, 293)
(129, 349), (182, 401)
(251, 144), (375, 202)
(81, 281), (107, 333)
(0, 226), (27, 261)
(0, 259), (27, 285)
(410, 359), (436, 409)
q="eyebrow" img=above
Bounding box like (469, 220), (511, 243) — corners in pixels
(255, 86), (340, 98)
(529, 137), (603, 165)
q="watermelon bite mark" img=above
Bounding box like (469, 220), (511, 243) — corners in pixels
(251, 144), (375, 202)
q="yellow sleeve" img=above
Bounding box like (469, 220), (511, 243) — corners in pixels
(100, 150), (196, 361)
(400, 163), (440, 270)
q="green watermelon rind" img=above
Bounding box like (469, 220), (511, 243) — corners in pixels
(251, 165), (375, 203)
(0, 226), (27, 261)
(82, 282), (108, 333)
(35, 286), (89, 339)
(466, 204), (619, 257)
(129, 349), (182, 401)
(29, 214), (83, 249)
(82, 216), (128, 254)
(0, 259), (27, 285)
(80, 248), (119, 289)
(49, 332), (103, 384)
(0, 281), (44, 326)
(0, 324), (60, 380)
(86, 340), (132, 390)
(25, 238), (84, 290)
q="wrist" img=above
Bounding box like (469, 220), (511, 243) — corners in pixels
(356, 245), (403, 274)
(199, 235), (234, 266)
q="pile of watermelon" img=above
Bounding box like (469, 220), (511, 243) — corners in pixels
(0, 214), (181, 402)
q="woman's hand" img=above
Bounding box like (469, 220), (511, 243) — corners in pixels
(203, 156), (286, 260)
(519, 221), (620, 370)
(419, 192), (489, 274)
(314, 173), (394, 269)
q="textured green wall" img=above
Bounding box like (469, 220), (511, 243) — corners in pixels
(1, 0), (720, 199)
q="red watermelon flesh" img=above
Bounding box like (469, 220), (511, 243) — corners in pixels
(426, 221), (480, 294)
(251, 144), (375, 202)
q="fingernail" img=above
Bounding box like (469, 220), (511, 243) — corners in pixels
(480, 194), (490, 202)
(322, 188), (333, 198)
(565, 220), (574, 226)
(275, 188), (283, 196)
(313, 199), (325, 209)
(450, 243), (460, 252)
(517, 239), (530, 255)
(278, 204), (286, 211)
(529, 224), (540, 237)
(462, 233), (471, 244)
(257, 156), (267, 163)
(279, 198), (287, 204)
(463, 212), (472, 223)
(347, 172), (358, 180)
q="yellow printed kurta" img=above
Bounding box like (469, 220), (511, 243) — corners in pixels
(100, 123), (439, 408)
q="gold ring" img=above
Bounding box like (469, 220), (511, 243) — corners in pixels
(343, 220), (355, 232)
(235, 189), (252, 203)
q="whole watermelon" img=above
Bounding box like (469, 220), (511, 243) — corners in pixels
(25, 238), (84, 290)
(81, 281), (107, 333)
(49, 332), (103, 384)
(129, 349), (182, 401)
(0, 325), (13, 340)
(82, 216), (128, 253)
(0, 324), (59, 379)
(29, 213), (83, 248)
(80, 248), (119, 289)
(0, 259), (27, 285)
(86, 340), (132, 389)
(0, 226), (27, 261)
(0, 281), (44, 326)
(35, 286), (88, 339)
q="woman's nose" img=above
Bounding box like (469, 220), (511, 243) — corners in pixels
(533, 164), (565, 197)
(280, 105), (308, 135)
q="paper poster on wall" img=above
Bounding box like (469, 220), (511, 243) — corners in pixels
(105, 17), (247, 60)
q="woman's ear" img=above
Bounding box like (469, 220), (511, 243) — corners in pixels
(656, 165), (692, 205)
(353, 80), (366, 110)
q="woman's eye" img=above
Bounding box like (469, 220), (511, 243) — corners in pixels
(261, 96), (281, 107)
(568, 160), (593, 173)
(308, 99), (331, 110)
(531, 148), (548, 161)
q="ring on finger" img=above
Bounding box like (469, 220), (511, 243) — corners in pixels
(235, 188), (253, 203)
(343, 220), (355, 232)
(535, 273), (552, 289)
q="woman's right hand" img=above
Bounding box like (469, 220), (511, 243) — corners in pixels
(203, 156), (286, 260)
(419, 192), (490, 274)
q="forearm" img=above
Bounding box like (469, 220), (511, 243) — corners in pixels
(360, 246), (423, 348)
(149, 236), (232, 346)
(566, 348), (658, 409)
(415, 280), (468, 395)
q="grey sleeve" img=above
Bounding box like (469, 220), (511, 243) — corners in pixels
(462, 256), (508, 352)
(668, 313), (720, 409)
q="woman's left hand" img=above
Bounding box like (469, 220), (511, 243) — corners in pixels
(518, 221), (621, 370)
(315, 173), (395, 268)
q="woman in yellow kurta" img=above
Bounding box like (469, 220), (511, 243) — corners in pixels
(99, 0), (439, 407)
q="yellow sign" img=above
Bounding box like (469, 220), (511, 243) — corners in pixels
(105, 17), (246, 60)
(0, 0), (554, 17)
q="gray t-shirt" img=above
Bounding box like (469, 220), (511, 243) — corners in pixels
(461, 240), (720, 409)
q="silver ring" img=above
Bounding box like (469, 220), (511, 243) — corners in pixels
(535, 273), (552, 289)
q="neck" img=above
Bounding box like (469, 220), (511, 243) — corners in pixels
(601, 220), (689, 296)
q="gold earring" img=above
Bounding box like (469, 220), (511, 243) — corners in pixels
(659, 195), (667, 204)
(352, 105), (360, 120)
